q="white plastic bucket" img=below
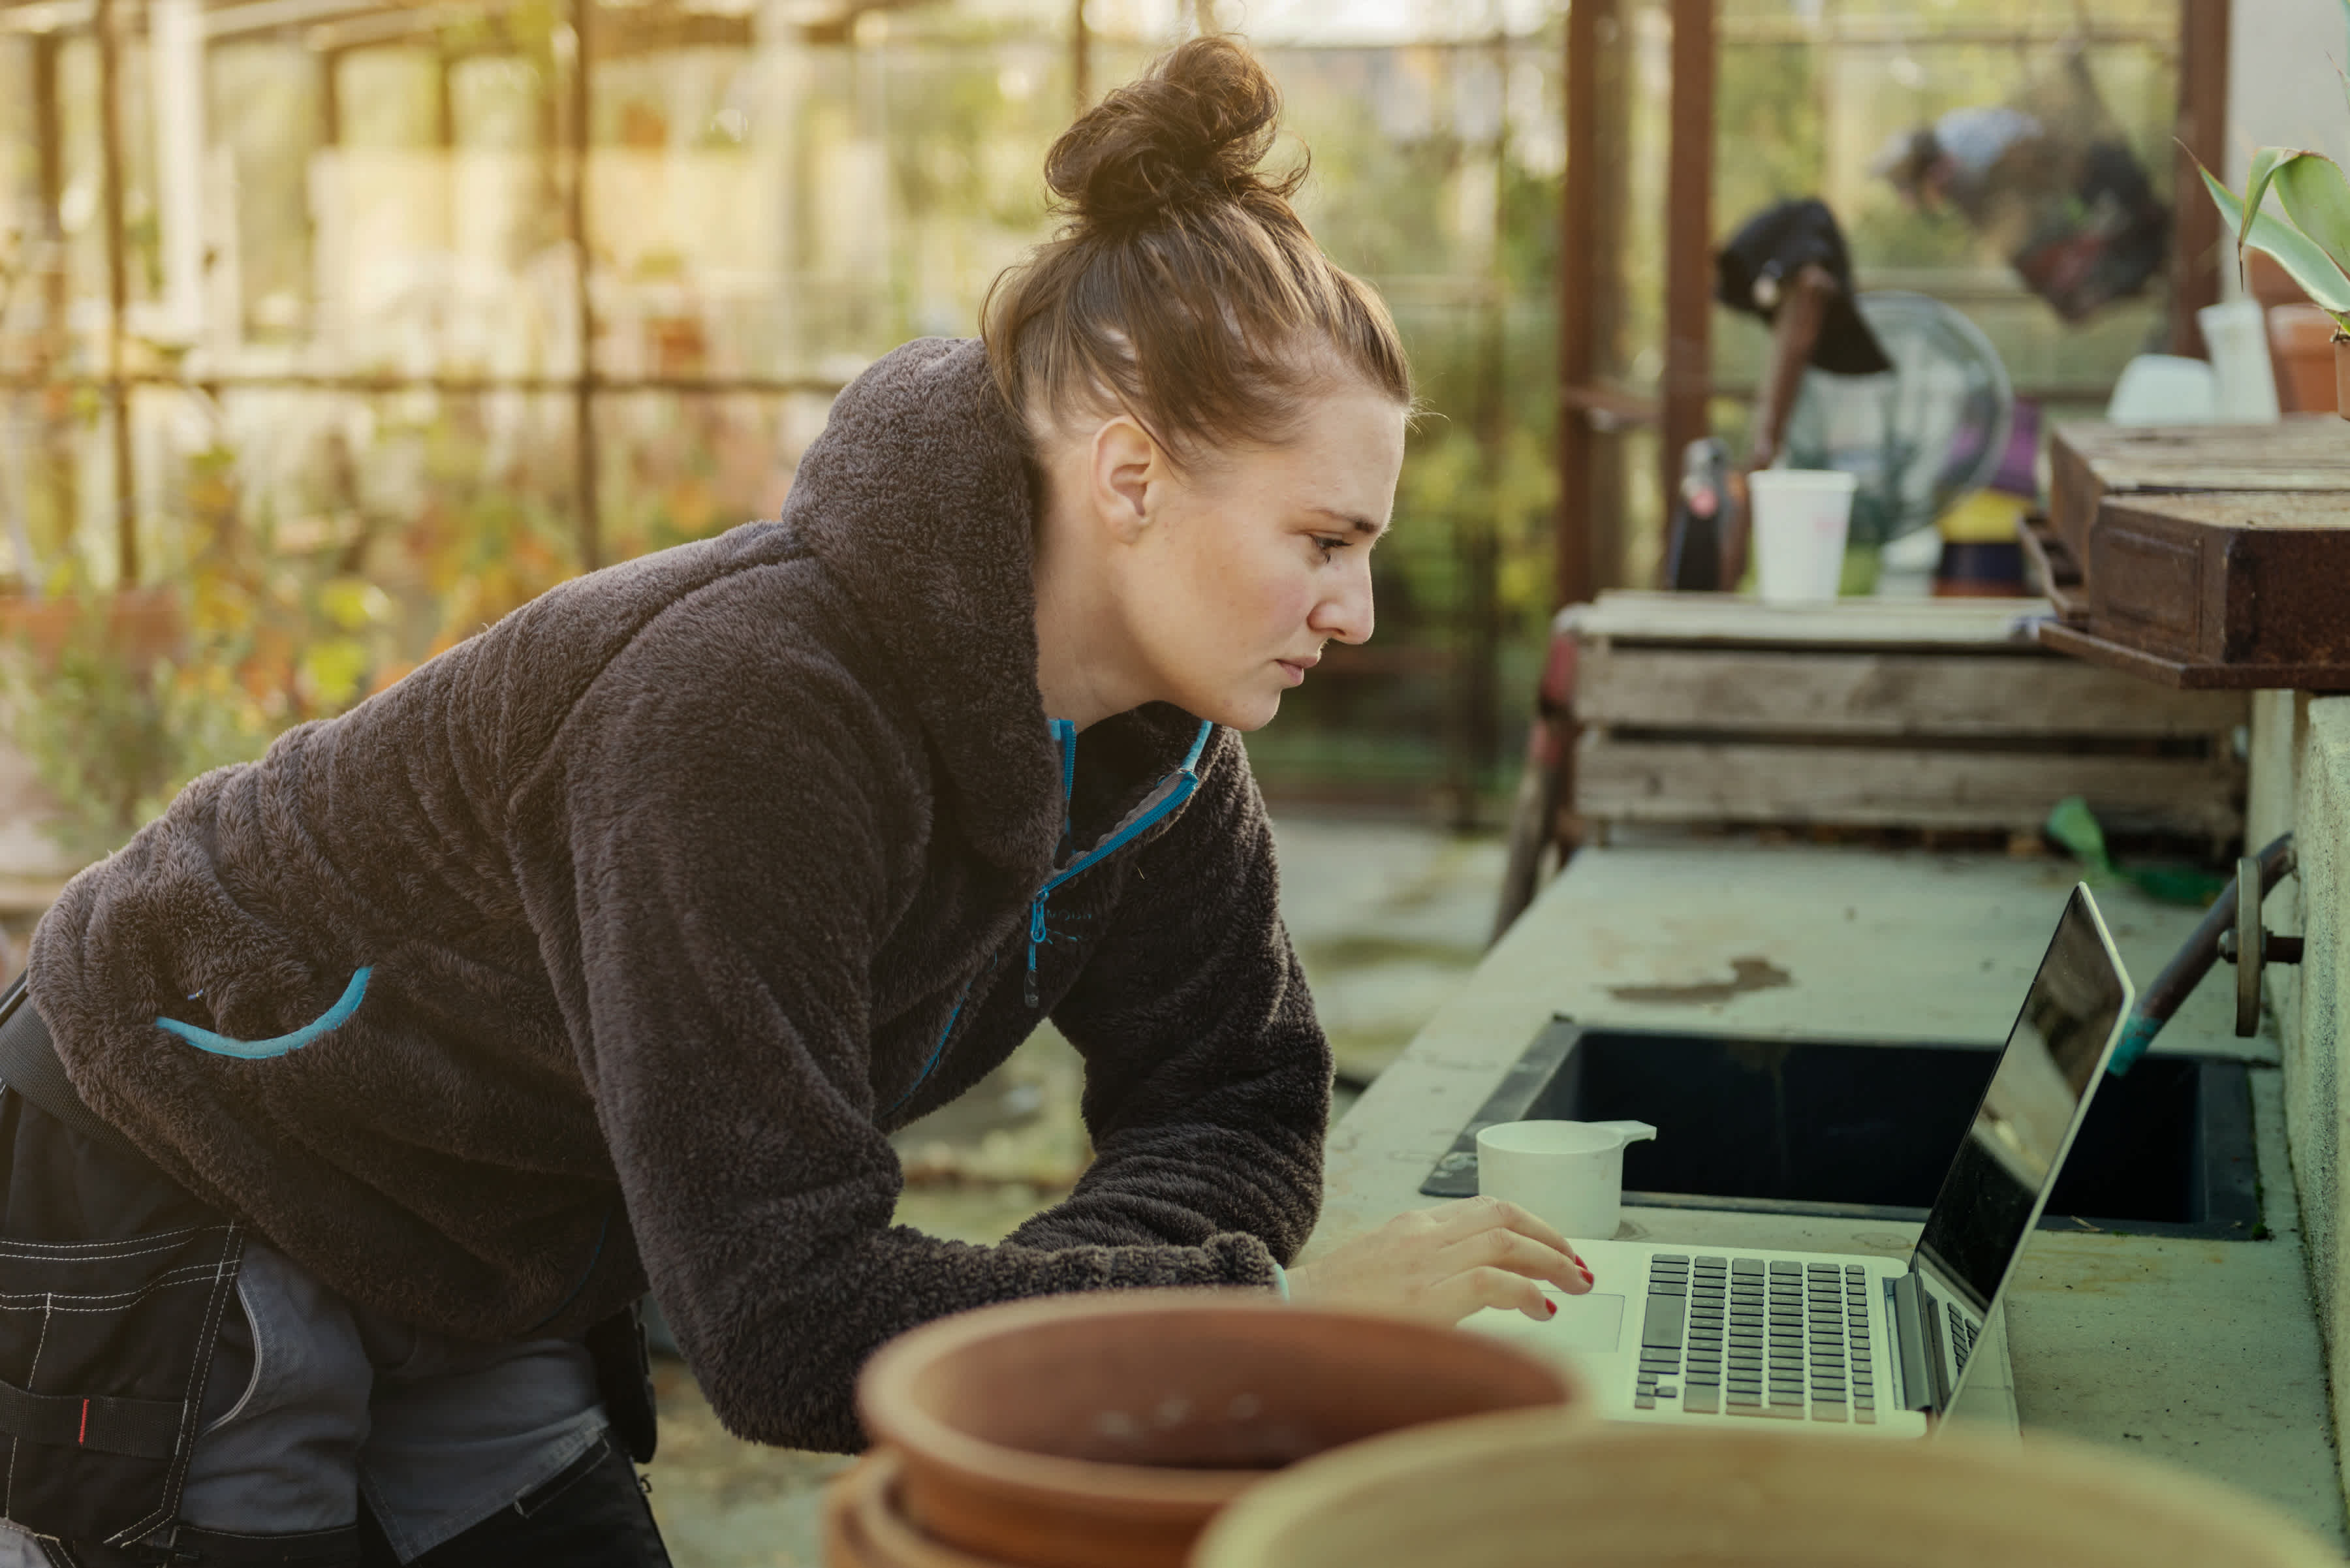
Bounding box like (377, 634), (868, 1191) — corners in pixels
(2197, 299), (2281, 425)
(1748, 469), (1858, 603)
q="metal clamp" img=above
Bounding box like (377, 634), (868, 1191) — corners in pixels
(2217, 848), (2305, 1037)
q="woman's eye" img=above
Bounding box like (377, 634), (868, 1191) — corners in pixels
(1311, 535), (1349, 557)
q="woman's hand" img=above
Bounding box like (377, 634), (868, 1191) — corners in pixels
(1282, 1197), (1595, 1325)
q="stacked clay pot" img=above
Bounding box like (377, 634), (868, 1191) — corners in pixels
(1191, 1406), (2341, 1568)
(832, 1291), (1582, 1568)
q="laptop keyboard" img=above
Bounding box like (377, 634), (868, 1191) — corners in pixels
(1636, 1255), (1878, 1424)
(1946, 1301), (1979, 1373)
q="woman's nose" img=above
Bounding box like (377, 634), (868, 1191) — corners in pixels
(1311, 561), (1375, 646)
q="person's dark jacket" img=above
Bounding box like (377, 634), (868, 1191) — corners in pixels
(27, 337), (1330, 1452)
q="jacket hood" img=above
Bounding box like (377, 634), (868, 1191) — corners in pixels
(785, 337), (1206, 873)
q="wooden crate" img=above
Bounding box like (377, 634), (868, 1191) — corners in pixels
(2048, 416), (2350, 569)
(1567, 593), (2246, 843)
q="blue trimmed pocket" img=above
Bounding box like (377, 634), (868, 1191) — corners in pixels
(155, 969), (372, 1061)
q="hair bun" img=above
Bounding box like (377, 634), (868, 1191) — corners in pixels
(1046, 37), (1303, 232)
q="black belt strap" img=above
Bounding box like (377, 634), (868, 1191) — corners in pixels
(0, 1373), (181, 1460)
(0, 973), (148, 1164)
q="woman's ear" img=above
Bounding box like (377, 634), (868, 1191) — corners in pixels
(1089, 415), (1160, 542)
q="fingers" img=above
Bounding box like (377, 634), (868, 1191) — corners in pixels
(1428, 1265), (1558, 1325)
(1441, 1223), (1591, 1296)
(1439, 1196), (1588, 1272)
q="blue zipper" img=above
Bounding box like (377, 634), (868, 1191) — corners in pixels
(888, 718), (1214, 1114)
(1022, 719), (1213, 1007)
(883, 975), (979, 1118)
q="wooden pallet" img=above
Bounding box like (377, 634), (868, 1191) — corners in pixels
(1567, 593), (2247, 843)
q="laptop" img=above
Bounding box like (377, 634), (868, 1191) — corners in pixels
(1466, 883), (2134, 1438)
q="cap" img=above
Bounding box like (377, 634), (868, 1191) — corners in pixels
(1714, 197), (1892, 377)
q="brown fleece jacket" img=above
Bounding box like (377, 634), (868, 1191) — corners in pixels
(27, 337), (1330, 1452)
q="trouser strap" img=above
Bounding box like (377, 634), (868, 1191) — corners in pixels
(0, 973), (147, 1165)
(0, 1373), (181, 1459)
(141, 1524), (360, 1566)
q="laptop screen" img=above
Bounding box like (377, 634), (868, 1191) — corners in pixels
(1913, 886), (2131, 1314)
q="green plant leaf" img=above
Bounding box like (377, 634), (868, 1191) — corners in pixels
(2274, 153), (2350, 279)
(2240, 147), (2289, 258)
(2046, 796), (2116, 879)
(2200, 165), (2350, 313)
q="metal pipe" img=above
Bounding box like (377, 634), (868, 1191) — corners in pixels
(567, 0), (600, 572)
(95, 0), (136, 585)
(0, 372), (848, 395)
(2110, 831), (2295, 1073)
(31, 29), (71, 589)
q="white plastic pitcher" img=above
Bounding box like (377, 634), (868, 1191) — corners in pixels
(1475, 1120), (1659, 1242)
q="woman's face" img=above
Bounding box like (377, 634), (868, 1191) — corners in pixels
(1106, 384), (1407, 732)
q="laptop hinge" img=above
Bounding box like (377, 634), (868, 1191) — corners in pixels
(1887, 1273), (1946, 1414)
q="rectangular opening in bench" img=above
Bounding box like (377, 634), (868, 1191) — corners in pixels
(1420, 1020), (2260, 1240)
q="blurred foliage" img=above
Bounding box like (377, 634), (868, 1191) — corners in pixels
(1, 404), (591, 858)
(0, 595), (247, 861)
(0, 1), (2193, 820)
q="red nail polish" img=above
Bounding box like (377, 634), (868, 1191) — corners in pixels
(1544, 1298), (1558, 1319)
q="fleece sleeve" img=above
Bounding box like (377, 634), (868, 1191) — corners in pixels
(1010, 731), (1330, 1266)
(562, 624), (1282, 1454)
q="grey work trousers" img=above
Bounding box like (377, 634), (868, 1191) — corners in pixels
(1, 1236), (616, 1565)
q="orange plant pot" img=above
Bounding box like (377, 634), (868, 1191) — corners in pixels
(826, 1450), (1025, 1568)
(1192, 1408), (2343, 1568)
(854, 1292), (1582, 1568)
(2270, 304), (2341, 413)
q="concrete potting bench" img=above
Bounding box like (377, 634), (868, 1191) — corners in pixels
(1310, 843), (2345, 1546)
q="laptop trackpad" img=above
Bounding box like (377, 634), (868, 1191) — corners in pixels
(1547, 1291), (1626, 1353)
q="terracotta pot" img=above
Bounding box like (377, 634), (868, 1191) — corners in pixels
(0, 588), (184, 672)
(826, 1448), (1028, 1568)
(2268, 304), (2340, 413)
(2335, 334), (2350, 423)
(855, 1292), (1582, 1568)
(1191, 1407), (2341, 1568)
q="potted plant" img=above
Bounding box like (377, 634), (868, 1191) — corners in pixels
(2196, 0), (2350, 417)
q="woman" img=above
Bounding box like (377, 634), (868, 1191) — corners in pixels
(0, 38), (1588, 1568)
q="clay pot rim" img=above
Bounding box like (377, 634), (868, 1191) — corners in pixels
(856, 1291), (1574, 1516)
(837, 1449), (1021, 1568)
(1190, 1406), (2342, 1568)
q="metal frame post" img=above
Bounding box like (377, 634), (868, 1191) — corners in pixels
(95, 0), (136, 586)
(2169, 0), (2230, 356)
(568, 0), (601, 571)
(1659, 0), (1714, 532)
(31, 30), (73, 578)
(1555, 0), (1603, 609)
